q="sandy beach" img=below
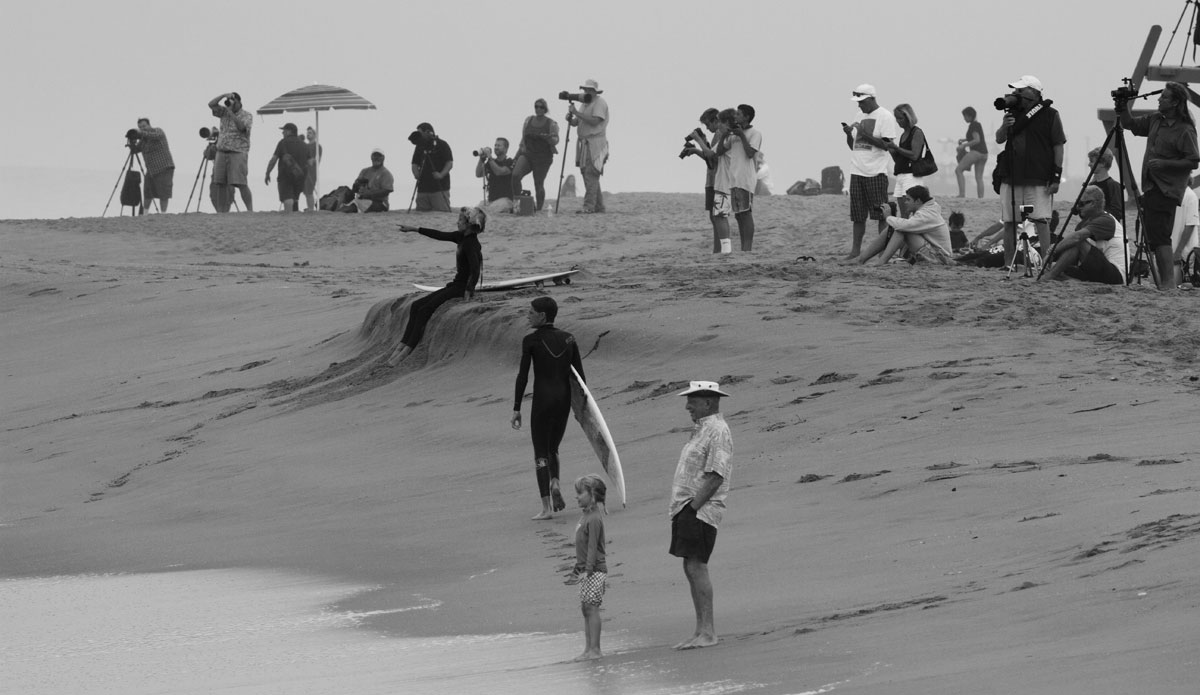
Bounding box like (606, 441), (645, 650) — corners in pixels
(3, 192), (1199, 694)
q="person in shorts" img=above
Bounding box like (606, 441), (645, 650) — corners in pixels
(207, 91), (254, 213)
(133, 118), (174, 212)
(668, 380), (733, 650)
(843, 84), (900, 258)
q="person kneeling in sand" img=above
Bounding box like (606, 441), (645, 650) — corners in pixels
(387, 207), (485, 366)
(849, 185), (953, 265)
(1039, 185), (1124, 285)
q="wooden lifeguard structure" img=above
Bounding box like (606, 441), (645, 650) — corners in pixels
(1099, 23), (1200, 195)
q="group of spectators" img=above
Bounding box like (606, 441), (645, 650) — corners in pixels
(681, 104), (764, 253)
(837, 76), (1199, 291)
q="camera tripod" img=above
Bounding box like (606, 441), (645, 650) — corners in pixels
(553, 115), (575, 214)
(408, 150), (434, 213)
(102, 148), (155, 217)
(185, 145), (240, 213)
(1037, 88), (1163, 285)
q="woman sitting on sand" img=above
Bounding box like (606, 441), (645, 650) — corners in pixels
(387, 207), (486, 366)
(858, 185), (954, 266)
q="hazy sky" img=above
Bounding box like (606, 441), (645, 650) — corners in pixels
(0, 0), (1187, 218)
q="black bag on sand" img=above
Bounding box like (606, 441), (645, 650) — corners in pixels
(120, 170), (142, 208)
(821, 166), (844, 194)
(318, 186), (354, 211)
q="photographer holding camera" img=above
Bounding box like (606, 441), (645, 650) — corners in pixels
(207, 91), (254, 213)
(474, 138), (516, 214)
(565, 79), (609, 214)
(994, 75), (1064, 268)
(411, 122), (454, 212)
(681, 108), (728, 253)
(1116, 81), (1200, 290)
(130, 118), (175, 213)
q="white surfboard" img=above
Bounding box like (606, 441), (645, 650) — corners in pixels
(569, 366), (626, 507)
(413, 269), (579, 293)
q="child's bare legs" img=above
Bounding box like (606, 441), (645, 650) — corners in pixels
(576, 602), (602, 661)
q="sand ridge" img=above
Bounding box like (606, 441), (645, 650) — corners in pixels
(3, 192), (1199, 693)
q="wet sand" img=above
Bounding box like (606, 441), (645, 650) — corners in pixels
(3, 192), (1199, 694)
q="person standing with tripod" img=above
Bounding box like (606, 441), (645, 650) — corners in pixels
(995, 75), (1065, 269)
(1116, 81), (1200, 290)
(566, 79), (609, 214)
(411, 122), (453, 212)
(207, 91), (254, 213)
(132, 118), (174, 213)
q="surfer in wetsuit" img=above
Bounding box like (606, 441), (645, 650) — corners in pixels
(511, 296), (585, 520)
(387, 207), (486, 367)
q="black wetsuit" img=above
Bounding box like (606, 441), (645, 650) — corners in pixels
(513, 324), (584, 497)
(400, 227), (482, 349)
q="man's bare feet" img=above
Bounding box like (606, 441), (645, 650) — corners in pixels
(674, 634), (718, 650)
(573, 650), (602, 662)
(531, 510), (553, 520)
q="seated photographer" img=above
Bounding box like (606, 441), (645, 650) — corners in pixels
(851, 185), (953, 266)
(474, 138), (516, 214)
(341, 149), (394, 213)
(1039, 185), (1124, 285)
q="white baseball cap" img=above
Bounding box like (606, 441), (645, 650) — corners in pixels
(851, 84), (877, 101)
(1008, 75), (1044, 93)
(678, 381), (731, 397)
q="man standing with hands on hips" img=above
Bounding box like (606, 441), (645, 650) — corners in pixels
(566, 79), (609, 213)
(669, 380), (734, 650)
(1116, 81), (1200, 290)
(207, 91), (254, 213)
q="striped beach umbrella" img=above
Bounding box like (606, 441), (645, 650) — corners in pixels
(256, 84), (377, 204)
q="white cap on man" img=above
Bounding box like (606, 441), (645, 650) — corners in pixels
(1008, 75), (1044, 93)
(677, 381), (731, 398)
(851, 84), (877, 101)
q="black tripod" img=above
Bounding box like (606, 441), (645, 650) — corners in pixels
(1037, 87), (1162, 285)
(102, 148), (153, 217)
(409, 150), (433, 213)
(553, 115), (576, 214)
(185, 143), (213, 213)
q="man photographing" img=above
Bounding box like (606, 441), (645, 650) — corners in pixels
(411, 122), (453, 212)
(994, 75), (1065, 267)
(475, 137), (515, 214)
(207, 91), (254, 213)
(565, 79), (609, 214)
(1116, 81), (1200, 290)
(131, 118), (174, 213)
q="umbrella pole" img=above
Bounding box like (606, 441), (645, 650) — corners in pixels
(314, 112), (320, 211)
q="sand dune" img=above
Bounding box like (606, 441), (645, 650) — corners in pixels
(3, 193), (1199, 694)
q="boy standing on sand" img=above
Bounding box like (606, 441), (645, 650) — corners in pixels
(511, 297), (585, 520)
(669, 380), (733, 650)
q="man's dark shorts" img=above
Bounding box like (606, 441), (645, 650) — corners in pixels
(1142, 187), (1179, 249)
(144, 169), (174, 200)
(1064, 244), (1123, 285)
(669, 504), (717, 564)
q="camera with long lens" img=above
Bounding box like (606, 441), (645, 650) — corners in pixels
(993, 94), (1021, 111)
(125, 128), (141, 148)
(472, 147), (491, 158)
(408, 130), (424, 146)
(558, 90), (594, 104)
(198, 126), (220, 142)
(1111, 84), (1138, 106)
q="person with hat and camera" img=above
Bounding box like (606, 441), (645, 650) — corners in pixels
(264, 123), (309, 213)
(1116, 81), (1200, 290)
(994, 75), (1065, 268)
(566, 79), (609, 213)
(669, 380), (734, 650)
(131, 118), (174, 213)
(207, 91), (254, 213)
(411, 123), (454, 212)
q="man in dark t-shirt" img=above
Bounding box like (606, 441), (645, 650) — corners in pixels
(411, 122), (453, 212)
(264, 122), (309, 212)
(474, 137), (516, 213)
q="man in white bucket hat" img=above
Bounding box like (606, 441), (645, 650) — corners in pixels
(566, 78), (610, 213)
(668, 380), (733, 649)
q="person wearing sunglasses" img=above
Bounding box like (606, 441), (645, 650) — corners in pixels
(511, 99), (561, 212)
